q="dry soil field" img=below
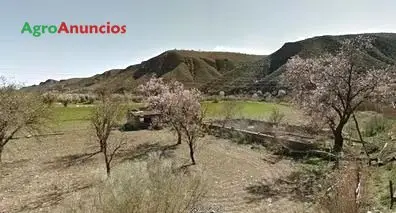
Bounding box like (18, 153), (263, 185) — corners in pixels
(0, 103), (314, 213)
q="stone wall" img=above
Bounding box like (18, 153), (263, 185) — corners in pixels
(204, 123), (318, 152)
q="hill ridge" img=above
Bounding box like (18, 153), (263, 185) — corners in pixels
(24, 33), (396, 94)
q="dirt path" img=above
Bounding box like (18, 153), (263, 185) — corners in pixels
(193, 136), (306, 213)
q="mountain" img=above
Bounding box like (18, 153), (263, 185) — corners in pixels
(24, 33), (396, 94)
(203, 33), (396, 94)
(24, 50), (263, 93)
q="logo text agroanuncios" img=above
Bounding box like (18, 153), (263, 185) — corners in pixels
(21, 21), (127, 37)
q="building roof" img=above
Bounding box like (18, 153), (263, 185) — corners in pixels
(128, 110), (161, 117)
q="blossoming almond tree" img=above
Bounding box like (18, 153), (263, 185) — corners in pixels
(284, 37), (395, 153)
(138, 78), (184, 144)
(138, 77), (204, 164)
(172, 88), (204, 165)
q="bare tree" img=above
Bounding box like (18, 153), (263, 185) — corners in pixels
(0, 78), (51, 162)
(284, 36), (395, 153)
(91, 91), (124, 176)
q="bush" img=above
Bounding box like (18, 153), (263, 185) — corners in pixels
(121, 118), (144, 131)
(317, 163), (367, 213)
(363, 115), (391, 137)
(268, 107), (285, 125)
(69, 154), (206, 213)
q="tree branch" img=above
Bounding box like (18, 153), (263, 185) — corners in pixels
(3, 126), (23, 146)
(352, 113), (370, 160)
(330, 104), (343, 119)
(108, 141), (123, 165)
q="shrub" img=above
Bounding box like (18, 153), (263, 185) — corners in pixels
(317, 163), (367, 213)
(268, 107), (285, 125)
(122, 118), (143, 131)
(69, 154), (206, 213)
(220, 101), (242, 127)
(363, 115), (390, 137)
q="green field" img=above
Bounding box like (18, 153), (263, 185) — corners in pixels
(50, 103), (141, 130)
(50, 101), (300, 127)
(203, 101), (291, 118)
(53, 106), (94, 122)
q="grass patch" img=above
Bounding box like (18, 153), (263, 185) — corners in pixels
(49, 103), (142, 130)
(203, 101), (291, 120)
(366, 164), (396, 211)
(53, 106), (94, 122)
(52, 101), (292, 125)
(363, 115), (392, 137)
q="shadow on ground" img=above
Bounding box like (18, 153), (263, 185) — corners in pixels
(15, 182), (94, 212)
(43, 142), (178, 170)
(117, 142), (178, 163)
(244, 173), (318, 204)
(43, 151), (101, 170)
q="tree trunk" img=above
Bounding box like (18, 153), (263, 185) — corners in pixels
(99, 140), (104, 152)
(177, 131), (182, 145)
(0, 145), (3, 163)
(333, 128), (344, 153)
(188, 142), (195, 165)
(102, 144), (111, 177)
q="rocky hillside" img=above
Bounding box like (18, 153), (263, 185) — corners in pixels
(203, 33), (396, 94)
(24, 33), (396, 94)
(24, 50), (263, 93)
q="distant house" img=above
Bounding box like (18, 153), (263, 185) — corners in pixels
(123, 108), (162, 131)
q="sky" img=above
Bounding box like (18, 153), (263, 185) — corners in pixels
(1, 0), (395, 86)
